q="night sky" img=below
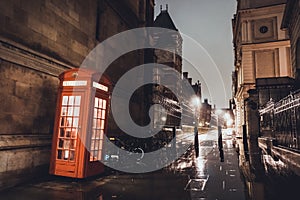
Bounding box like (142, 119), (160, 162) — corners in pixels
(154, 0), (237, 108)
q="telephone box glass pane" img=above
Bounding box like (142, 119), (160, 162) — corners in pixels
(90, 96), (107, 162)
(61, 107), (67, 116)
(67, 107), (73, 116)
(75, 96), (81, 105)
(58, 139), (63, 148)
(57, 95), (81, 162)
(99, 99), (103, 109)
(73, 118), (79, 127)
(58, 150), (62, 159)
(66, 118), (72, 127)
(70, 151), (75, 161)
(103, 100), (106, 109)
(74, 107), (80, 116)
(69, 96), (74, 106)
(95, 98), (98, 107)
(101, 120), (105, 129)
(59, 128), (65, 137)
(62, 96), (68, 105)
(101, 110), (105, 119)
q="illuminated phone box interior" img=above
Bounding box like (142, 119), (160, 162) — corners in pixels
(49, 68), (110, 178)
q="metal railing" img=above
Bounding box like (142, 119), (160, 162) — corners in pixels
(259, 89), (300, 151)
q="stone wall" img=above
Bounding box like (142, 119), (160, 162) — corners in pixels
(0, 0), (97, 67)
(286, 0), (300, 85)
(0, 60), (59, 134)
(0, 135), (52, 190)
(0, 35), (71, 190)
(0, 0), (153, 191)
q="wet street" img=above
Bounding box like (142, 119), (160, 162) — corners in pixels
(1, 129), (299, 200)
(0, 129), (247, 200)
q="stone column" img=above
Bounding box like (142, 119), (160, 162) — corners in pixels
(245, 89), (265, 178)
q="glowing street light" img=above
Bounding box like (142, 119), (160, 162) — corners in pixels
(223, 112), (233, 128)
(191, 96), (201, 108)
(224, 113), (230, 120)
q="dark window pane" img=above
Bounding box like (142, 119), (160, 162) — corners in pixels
(58, 139), (64, 148)
(59, 128), (65, 137)
(57, 150), (62, 159)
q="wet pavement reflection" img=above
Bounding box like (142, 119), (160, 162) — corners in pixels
(236, 132), (300, 200)
(0, 129), (299, 199)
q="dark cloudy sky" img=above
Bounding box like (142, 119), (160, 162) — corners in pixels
(154, 0), (237, 108)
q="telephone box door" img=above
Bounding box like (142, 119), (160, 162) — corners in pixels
(52, 92), (87, 177)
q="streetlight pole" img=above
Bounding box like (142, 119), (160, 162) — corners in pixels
(192, 96), (200, 158)
(194, 112), (199, 158)
(216, 109), (224, 162)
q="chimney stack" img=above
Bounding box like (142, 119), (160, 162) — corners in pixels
(183, 72), (188, 79)
(188, 78), (192, 85)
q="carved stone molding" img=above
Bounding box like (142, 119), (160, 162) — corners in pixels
(0, 38), (73, 77)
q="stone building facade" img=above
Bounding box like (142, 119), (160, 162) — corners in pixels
(232, 0), (293, 135)
(282, 0), (300, 88)
(232, 0), (300, 183)
(0, 0), (154, 190)
(199, 99), (212, 128)
(152, 6), (183, 128)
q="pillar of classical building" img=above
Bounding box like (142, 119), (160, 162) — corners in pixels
(245, 89), (265, 174)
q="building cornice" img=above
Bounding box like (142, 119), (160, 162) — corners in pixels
(237, 3), (286, 19)
(235, 83), (255, 99)
(238, 3), (286, 13)
(0, 37), (73, 77)
(241, 39), (290, 50)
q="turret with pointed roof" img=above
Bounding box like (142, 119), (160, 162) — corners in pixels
(154, 5), (178, 31)
(153, 4), (182, 73)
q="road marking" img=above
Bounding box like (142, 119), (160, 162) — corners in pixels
(222, 180), (226, 190)
(219, 166), (222, 171)
(226, 160), (232, 164)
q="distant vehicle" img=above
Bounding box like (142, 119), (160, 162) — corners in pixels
(222, 128), (235, 138)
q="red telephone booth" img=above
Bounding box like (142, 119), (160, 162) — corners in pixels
(49, 68), (110, 178)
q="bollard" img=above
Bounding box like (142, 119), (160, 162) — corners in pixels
(218, 125), (224, 162)
(218, 125), (223, 149)
(194, 126), (199, 157)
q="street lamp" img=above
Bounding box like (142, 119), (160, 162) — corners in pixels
(215, 109), (224, 162)
(191, 96), (200, 157)
(223, 113), (233, 128)
(215, 109), (223, 127)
